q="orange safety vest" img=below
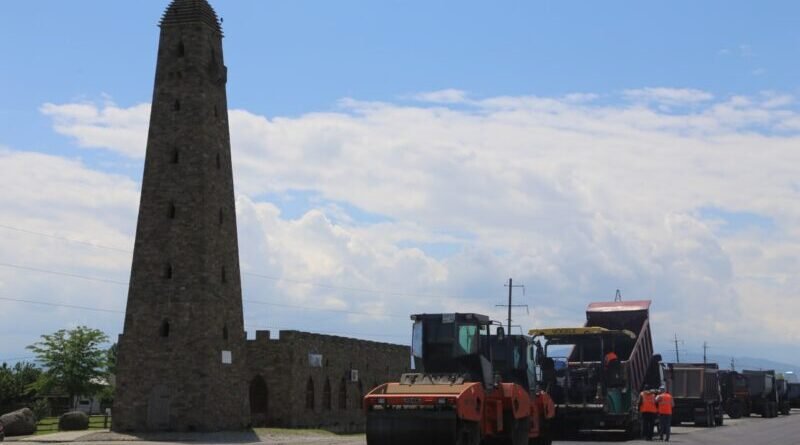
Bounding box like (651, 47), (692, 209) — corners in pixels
(639, 392), (657, 414)
(656, 393), (673, 415)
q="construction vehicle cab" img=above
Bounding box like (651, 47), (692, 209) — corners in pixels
(529, 300), (663, 438)
(410, 313), (493, 388)
(364, 313), (554, 445)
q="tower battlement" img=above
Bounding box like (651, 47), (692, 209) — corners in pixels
(161, 0), (222, 34)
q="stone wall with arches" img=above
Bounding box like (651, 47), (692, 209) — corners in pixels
(246, 330), (409, 432)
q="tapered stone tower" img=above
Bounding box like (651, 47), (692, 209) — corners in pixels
(113, 0), (249, 432)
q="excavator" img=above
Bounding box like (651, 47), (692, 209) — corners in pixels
(363, 313), (555, 445)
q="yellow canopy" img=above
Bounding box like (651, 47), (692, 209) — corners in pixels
(529, 326), (637, 340)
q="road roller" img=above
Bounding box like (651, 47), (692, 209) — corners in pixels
(363, 313), (554, 445)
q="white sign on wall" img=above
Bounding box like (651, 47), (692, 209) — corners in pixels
(222, 350), (232, 364)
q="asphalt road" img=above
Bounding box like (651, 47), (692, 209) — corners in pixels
(555, 410), (800, 445)
(12, 410), (800, 445)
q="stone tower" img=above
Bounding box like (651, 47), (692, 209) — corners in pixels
(113, 0), (249, 432)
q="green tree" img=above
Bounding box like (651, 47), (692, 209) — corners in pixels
(27, 326), (109, 409)
(106, 343), (118, 376)
(0, 361), (42, 413)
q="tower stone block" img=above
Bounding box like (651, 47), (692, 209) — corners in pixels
(113, 0), (249, 432)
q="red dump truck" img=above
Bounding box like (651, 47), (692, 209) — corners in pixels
(664, 363), (724, 426)
(531, 300), (663, 438)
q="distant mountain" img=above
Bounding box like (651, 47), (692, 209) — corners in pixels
(663, 352), (800, 376)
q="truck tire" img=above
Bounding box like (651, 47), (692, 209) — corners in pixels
(511, 417), (530, 445)
(715, 406), (724, 426)
(780, 402), (791, 416)
(625, 419), (642, 440)
(456, 420), (480, 445)
(726, 400), (743, 419)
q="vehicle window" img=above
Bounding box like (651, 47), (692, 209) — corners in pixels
(457, 324), (478, 355)
(513, 346), (522, 368)
(412, 321), (423, 358)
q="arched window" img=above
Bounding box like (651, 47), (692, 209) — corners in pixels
(160, 320), (170, 338)
(174, 100), (181, 111)
(222, 325), (229, 341)
(164, 263), (173, 279)
(218, 208), (224, 225)
(214, 105), (219, 118)
(305, 377), (315, 411)
(249, 375), (268, 415)
(221, 266), (227, 284)
(178, 41), (185, 57)
(338, 378), (347, 410)
(170, 148), (179, 164)
(323, 378), (332, 411)
(216, 152), (221, 170)
(168, 202), (176, 219)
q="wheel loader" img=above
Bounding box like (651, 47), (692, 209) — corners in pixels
(363, 313), (555, 445)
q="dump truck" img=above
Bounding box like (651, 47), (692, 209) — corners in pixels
(719, 370), (749, 418)
(785, 373), (800, 410)
(742, 370), (780, 418)
(363, 313), (555, 445)
(776, 375), (792, 415)
(664, 363), (723, 426)
(720, 369), (781, 418)
(530, 300), (663, 438)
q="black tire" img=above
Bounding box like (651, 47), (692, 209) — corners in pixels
(727, 401), (743, 419)
(456, 420), (481, 445)
(780, 402), (791, 416)
(530, 419), (551, 445)
(511, 416), (530, 445)
(625, 419), (642, 440)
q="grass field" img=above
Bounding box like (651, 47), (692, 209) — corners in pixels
(34, 415), (111, 435)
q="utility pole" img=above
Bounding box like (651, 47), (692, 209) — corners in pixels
(673, 334), (682, 363)
(497, 278), (526, 334)
(703, 342), (709, 365)
(730, 357), (736, 371)
(615, 289), (623, 302)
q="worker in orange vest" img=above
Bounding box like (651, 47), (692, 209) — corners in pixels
(656, 386), (674, 442)
(638, 387), (658, 441)
(604, 350), (619, 368)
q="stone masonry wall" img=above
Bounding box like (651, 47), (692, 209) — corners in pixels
(247, 330), (410, 433)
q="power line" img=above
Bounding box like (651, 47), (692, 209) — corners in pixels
(0, 296), (125, 314)
(0, 297), (408, 342)
(0, 223), (486, 301)
(0, 262), (129, 286)
(0, 223), (131, 253)
(243, 271), (484, 301)
(0, 356), (38, 363)
(243, 299), (408, 319)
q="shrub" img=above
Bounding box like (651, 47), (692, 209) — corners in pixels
(30, 399), (50, 422)
(58, 411), (89, 431)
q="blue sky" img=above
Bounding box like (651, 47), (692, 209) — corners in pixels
(3, 1), (798, 153)
(1, 1), (800, 366)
